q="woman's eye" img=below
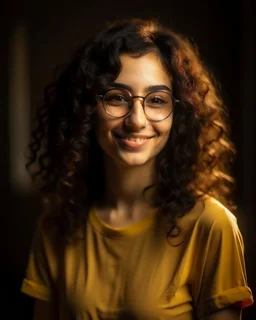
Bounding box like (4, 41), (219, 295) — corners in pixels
(149, 97), (166, 104)
(108, 95), (127, 103)
(114, 95), (126, 101)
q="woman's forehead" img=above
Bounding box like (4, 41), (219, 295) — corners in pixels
(115, 53), (172, 93)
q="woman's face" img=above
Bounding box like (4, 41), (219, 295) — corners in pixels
(95, 52), (173, 167)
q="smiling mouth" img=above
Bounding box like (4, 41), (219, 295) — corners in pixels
(113, 133), (156, 149)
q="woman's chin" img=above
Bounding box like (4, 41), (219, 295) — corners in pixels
(116, 154), (154, 168)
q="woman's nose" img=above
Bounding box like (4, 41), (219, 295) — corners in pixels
(124, 98), (148, 129)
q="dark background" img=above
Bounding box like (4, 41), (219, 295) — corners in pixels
(1, 0), (255, 319)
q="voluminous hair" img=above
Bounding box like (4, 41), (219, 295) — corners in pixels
(27, 18), (236, 242)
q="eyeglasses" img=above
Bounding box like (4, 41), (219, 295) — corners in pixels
(96, 88), (179, 122)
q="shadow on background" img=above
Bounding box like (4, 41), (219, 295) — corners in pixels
(1, 0), (255, 318)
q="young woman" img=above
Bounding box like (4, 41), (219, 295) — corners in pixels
(21, 19), (253, 319)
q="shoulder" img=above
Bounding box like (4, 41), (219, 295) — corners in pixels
(34, 216), (87, 256)
(197, 196), (237, 228)
(31, 217), (66, 256)
(178, 196), (238, 234)
(189, 196), (242, 246)
(176, 196), (241, 246)
(197, 196), (238, 232)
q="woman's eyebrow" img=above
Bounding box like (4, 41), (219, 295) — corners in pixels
(111, 82), (132, 91)
(111, 83), (172, 93)
(146, 85), (172, 92)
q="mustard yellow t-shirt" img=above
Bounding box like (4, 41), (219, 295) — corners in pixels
(21, 197), (253, 319)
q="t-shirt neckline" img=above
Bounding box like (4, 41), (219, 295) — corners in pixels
(89, 206), (158, 237)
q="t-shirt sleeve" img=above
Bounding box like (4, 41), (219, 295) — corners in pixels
(21, 225), (59, 301)
(191, 203), (254, 318)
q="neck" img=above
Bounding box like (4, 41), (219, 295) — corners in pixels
(101, 155), (157, 212)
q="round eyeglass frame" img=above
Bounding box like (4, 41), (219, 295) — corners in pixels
(96, 88), (180, 122)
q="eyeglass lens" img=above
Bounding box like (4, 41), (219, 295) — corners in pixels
(103, 89), (173, 121)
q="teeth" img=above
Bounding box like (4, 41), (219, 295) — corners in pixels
(123, 137), (147, 142)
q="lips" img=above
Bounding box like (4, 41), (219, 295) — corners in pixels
(113, 133), (155, 149)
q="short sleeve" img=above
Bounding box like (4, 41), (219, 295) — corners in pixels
(191, 202), (254, 318)
(21, 224), (59, 301)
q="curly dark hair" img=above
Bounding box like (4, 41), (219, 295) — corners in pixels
(27, 18), (236, 242)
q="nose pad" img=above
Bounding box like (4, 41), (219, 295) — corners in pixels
(124, 99), (148, 129)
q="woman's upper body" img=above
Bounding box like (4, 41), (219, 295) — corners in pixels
(21, 18), (253, 319)
(22, 197), (253, 319)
